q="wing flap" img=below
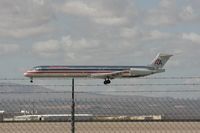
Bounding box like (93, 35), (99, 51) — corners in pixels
(90, 70), (128, 79)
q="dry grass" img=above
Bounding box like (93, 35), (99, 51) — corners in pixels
(0, 122), (200, 133)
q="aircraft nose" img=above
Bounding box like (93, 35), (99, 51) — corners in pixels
(24, 72), (28, 77)
(24, 71), (31, 77)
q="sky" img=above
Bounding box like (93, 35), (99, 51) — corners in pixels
(0, 0), (200, 97)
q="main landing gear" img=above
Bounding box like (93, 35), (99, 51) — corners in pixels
(30, 77), (33, 83)
(104, 78), (111, 85)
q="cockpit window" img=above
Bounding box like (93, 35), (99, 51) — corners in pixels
(35, 67), (42, 70)
(32, 66), (43, 70)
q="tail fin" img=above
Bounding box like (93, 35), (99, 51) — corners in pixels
(150, 53), (173, 69)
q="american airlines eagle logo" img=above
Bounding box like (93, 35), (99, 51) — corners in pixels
(154, 59), (162, 65)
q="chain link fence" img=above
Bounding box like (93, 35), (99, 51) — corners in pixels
(0, 78), (200, 132)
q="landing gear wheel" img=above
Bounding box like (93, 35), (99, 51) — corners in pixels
(104, 79), (111, 85)
(30, 78), (33, 83)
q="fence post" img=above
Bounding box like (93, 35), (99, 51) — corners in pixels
(71, 78), (75, 133)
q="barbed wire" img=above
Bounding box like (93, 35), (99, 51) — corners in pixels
(0, 83), (200, 87)
(0, 89), (200, 94)
(1, 76), (200, 81)
(0, 77), (200, 94)
(74, 83), (200, 87)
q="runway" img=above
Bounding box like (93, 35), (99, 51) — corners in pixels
(0, 122), (200, 133)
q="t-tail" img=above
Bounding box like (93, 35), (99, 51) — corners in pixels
(150, 53), (173, 69)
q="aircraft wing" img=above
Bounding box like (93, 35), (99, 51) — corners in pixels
(90, 70), (128, 79)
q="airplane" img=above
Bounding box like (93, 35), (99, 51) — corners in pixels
(24, 53), (172, 85)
